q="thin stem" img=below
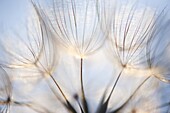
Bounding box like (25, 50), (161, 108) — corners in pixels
(107, 69), (123, 102)
(50, 74), (77, 113)
(34, 62), (76, 113)
(74, 94), (84, 113)
(50, 75), (67, 102)
(77, 100), (84, 113)
(95, 69), (124, 113)
(80, 58), (88, 113)
(34, 62), (68, 102)
(112, 76), (151, 113)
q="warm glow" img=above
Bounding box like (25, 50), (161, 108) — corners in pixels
(8, 63), (35, 68)
(75, 54), (86, 59)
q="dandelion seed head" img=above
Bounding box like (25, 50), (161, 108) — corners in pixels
(0, 0), (170, 113)
(108, 2), (158, 70)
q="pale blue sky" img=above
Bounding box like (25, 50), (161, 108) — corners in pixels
(0, 0), (30, 33)
(0, 0), (169, 33)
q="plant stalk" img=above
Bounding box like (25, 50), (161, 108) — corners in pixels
(80, 58), (88, 113)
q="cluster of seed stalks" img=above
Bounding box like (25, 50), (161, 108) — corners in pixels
(0, 0), (170, 113)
